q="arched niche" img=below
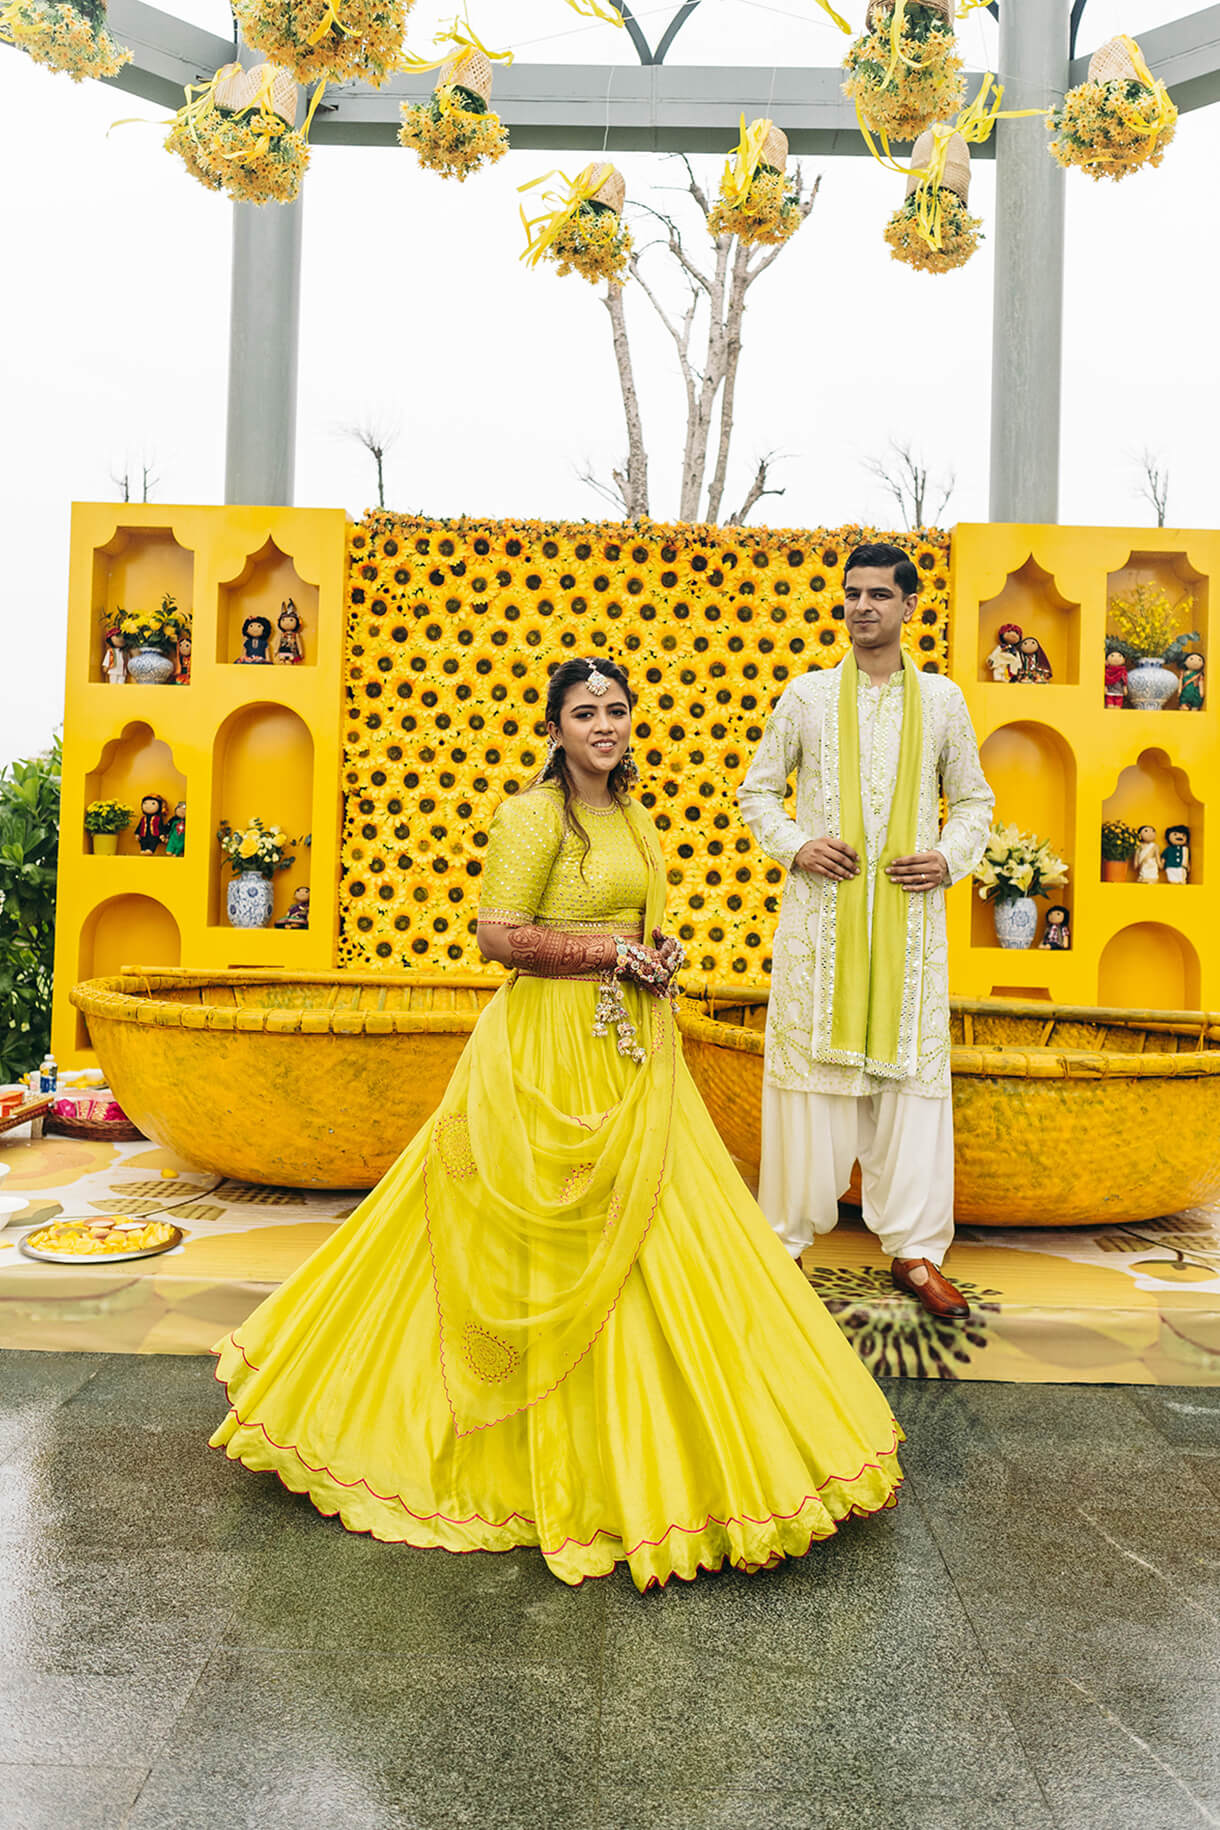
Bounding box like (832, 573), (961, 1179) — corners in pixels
(1098, 923), (1201, 1013)
(76, 895), (180, 1049)
(217, 537), (319, 667)
(89, 526), (194, 684)
(209, 702), (314, 925)
(83, 722), (187, 857)
(1101, 749), (1202, 885)
(1106, 549), (1208, 690)
(974, 720), (1076, 948)
(978, 556), (1080, 686)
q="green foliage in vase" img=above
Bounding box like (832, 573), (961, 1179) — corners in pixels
(0, 738), (61, 1082)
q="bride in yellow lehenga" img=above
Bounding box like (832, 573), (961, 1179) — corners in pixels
(211, 657), (903, 1589)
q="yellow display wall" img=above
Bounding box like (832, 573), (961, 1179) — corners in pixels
(54, 507), (1220, 1066)
(948, 522), (1217, 1010)
(53, 504), (348, 1061)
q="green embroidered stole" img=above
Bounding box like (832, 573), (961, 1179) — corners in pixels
(830, 651), (923, 1071)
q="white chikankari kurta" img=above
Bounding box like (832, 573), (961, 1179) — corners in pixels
(738, 661), (994, 1102)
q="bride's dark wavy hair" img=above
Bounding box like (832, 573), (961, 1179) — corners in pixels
(535, 656), (636, 867)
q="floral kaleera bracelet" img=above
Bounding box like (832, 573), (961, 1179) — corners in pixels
(592, 936), (686, 1066)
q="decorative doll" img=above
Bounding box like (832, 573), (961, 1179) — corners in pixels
(1104, 650), (1129, 708)
(102, 628), (128, 685)
(135, 794), (168, 855)
(274, 600), (305, 665)
(1179, 652), (1205, 711)
(1133, 824), (1161, 884)
(274, 885), (310, 929)
(165, 801), (186, 858)
(986, 622), (1023, 683)
(238, 615), (273, 664)
(1039, 905), (1071, 950)
(1162, 825), (1191, 884)
(175, 632), (192, 686)
(1016, 635), (1053, 683)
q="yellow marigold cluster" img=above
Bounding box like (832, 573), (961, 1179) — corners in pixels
(338, 516), (952, 984)
(707, 168), (803, 247)
(842, 4), (964, 142)
(165, 109), (310, 205)
(1048, 77), (1177, 180)
(884, 191), (981, 273)
(233, 0), (409, 87)
(398, 85), (509, 180)
(540, 206), (633, 286)
(0, 0), (129, 81)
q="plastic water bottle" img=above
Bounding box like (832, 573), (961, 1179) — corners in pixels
(38, 1055), (58, 1094)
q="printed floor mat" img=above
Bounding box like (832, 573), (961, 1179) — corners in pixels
(1, 1132), (1218, 1382)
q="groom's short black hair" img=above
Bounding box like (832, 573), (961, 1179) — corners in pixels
(844, 542), (919, 598)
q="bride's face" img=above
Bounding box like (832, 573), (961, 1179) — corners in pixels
(550, 681), (632, 779)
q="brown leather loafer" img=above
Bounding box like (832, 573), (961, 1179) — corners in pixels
(891, 1257), (971, 1320)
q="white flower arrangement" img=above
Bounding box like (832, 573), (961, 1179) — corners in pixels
(974, 823), (1068, 905)
(217, 817), (299, 877)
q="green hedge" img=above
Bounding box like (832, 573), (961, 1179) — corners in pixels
(0, 739), (61, 1083)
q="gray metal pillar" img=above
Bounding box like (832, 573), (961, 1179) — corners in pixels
(224, 86), (303, 505)
(988, 0), (1070, 523)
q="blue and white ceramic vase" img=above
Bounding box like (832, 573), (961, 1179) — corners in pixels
(993, 895), (1038, 949)
(226, 872), (274, 928)
(1126, 656), (1179, 712)
(126, 646), (176, 686)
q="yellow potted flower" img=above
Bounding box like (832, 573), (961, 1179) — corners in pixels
(84, 798), (133, 856)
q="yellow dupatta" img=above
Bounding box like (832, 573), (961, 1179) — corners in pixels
(829, 651), (923, 1073)
(424, 797), (676, 1437)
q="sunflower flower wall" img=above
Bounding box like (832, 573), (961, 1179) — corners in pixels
(339, 515), (951, 985)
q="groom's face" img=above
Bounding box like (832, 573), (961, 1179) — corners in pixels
(843, 565), (916, 650)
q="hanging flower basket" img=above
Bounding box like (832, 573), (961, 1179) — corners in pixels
(232, 0), (409, 88)
(707, 117), (804, 246)
(0, 0), (129, 82)
(885, 126), (982, 272)
(165, 62), (312, 206)
(842, 0), (963, 144)
(1048, 36), (1177, 181)
(520, 164), (633, 287)
(399, 46), (509, 179)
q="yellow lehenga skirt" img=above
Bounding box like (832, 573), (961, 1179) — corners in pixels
(211, 975), (903, 1589)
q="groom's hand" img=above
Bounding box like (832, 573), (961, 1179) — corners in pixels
(887, 851), (949, 893)
(793, 837), (860, 881)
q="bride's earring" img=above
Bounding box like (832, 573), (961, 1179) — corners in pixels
(546, 734), (562, 766)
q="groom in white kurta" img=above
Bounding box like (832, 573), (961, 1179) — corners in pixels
(739, 543), (993, 1318)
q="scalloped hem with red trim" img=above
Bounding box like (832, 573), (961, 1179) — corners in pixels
(209, 1337), (905, 1591)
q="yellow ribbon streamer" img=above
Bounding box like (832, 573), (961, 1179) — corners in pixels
(560, 0), (624, 27)
(1103, 35), (1177, 148)
(398, 15), (513, 74)
(720, 115), (778, 211)
(904, 74), (1048, 249)
(307, 0), (346, 48)
(518, 162), (618, 265)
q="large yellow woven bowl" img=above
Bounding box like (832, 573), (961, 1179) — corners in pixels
(676, 990), (1220, 1227)
(70, 969), (502, 1189)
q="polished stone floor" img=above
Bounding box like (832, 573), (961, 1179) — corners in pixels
(1, 1354), (1219, 1830)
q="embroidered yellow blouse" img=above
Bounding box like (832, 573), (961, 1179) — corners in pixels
(478, 786), (648, 936)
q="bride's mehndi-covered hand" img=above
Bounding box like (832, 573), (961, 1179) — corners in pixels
(504, 927), (618, 976)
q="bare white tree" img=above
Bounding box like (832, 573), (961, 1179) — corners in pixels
(341, 418), (401, 510)
(108, 452), (160, 502)
(582, 157), (820, 524)
(861, 438), (955, 531)
(1134, 447), (1169, 527)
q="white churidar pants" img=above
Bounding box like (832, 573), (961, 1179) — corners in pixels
(758, 1086), (955, 1266)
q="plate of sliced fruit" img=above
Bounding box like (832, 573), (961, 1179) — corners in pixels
(19, 1216), (184, 1264)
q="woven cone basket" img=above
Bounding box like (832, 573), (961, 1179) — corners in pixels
(1088, 35), (1142, 85)
(760, 122), (788, 172)
(867, 0), (953, 29)
(440, 48), (494, 103)
(214, 61), (300, 127)
(212, 61), (249, 110)
(906, 128), (971, 202)
(592, 166), (626, 214)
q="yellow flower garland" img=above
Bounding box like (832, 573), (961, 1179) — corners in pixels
(520, 166), (633, 286)
(163, 63), (314, 205)
(0, 0), (129, 81)
(399, 84), (508, 179)
(233, 0), (409, 87)
(338, 516), (951, 982)
(707, 120), (804, 247)
(1048, 40), (1177, 182)
(884, 190), (981, 271)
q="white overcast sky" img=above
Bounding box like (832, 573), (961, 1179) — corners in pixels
(1, 0), (1216, 762)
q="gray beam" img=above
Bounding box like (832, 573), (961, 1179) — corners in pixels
(990, 0), (1069, 523)
(11, 0), (1218, 148)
